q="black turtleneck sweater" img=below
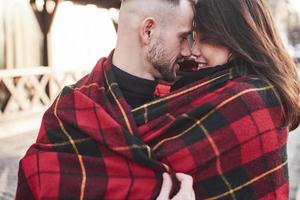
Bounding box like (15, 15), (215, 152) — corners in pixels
(112, 65), (157, 109)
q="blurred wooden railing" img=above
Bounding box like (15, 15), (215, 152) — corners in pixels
(0, 67), (89, 121)
(0, 63), (299, 122)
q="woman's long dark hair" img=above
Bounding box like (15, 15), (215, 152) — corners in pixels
(194, 0), (300, 130)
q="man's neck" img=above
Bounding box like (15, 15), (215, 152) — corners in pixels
(112, 47), (155, 80)
(112, 64), (157, 109)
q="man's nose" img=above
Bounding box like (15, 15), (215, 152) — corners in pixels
(181, 41), (192, 57)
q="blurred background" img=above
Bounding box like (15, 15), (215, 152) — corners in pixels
(0, 0), (299, 199)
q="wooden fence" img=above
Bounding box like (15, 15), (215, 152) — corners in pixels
(0, 63), (299, 122)
(0, 67), (89, 121)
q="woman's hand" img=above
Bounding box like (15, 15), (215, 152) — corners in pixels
(156, 173), (195, 200)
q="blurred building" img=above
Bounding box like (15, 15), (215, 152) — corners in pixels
(267, 0), (300, 59)
(0, 0), (120, 129)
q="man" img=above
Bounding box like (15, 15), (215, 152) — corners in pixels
(16, 0), (195, 199)
(112, 0), (193, 108)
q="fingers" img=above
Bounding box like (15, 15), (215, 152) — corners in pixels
(175, 173), (193, 188)
(156, 173), (195, 200)
(172, 173), (195, 200)
(156, 173), (172, 200)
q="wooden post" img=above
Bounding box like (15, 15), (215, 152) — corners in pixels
(30, 0), (121, 67)
(30, 0), (60, 66)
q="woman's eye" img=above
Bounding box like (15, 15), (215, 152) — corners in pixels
(199, 37), (207, 42)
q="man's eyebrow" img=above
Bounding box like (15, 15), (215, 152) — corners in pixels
(179, 31), (193, 37)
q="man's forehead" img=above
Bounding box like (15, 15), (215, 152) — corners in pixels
(122, 0), (196, 6)
(121, 0), (194, 28)
(176, 1), (194, 26)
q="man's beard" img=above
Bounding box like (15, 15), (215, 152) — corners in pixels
(147, 39), (176, 82)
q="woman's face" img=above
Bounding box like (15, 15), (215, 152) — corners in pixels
(191, 32), (231, 68)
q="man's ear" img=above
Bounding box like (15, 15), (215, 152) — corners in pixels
(140, 17), (157, 45)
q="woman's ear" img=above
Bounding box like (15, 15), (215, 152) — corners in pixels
(140, 17), (156, 45)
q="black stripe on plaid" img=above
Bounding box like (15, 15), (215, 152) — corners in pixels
(194, 146), (288, 199)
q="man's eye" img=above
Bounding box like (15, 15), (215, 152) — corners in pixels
(179, 36), (186, 43)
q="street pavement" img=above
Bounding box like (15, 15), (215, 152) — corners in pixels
(0, 131), (36, 199)
(288, 128), (300, 200)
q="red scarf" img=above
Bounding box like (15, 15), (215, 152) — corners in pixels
(16, 52), (289, 199)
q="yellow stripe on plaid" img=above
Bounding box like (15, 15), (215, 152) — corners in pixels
(75, 83), (105, 91)
(54, 92), (87, 200)
(166, 113), (176, 121)
(268, 82), (285, 117)
(153, 86), (274, 151)
(112, 144), (170, 172)
(144, 106), (149, 124)
(103, 76), (163, 166)
(38, 137), (92, 148)
(104, 72), (134, 135)
(112, 144), (152, 159)
(204, 161), (288, 200)
(200, 124), (237, 200)
(132, 73), (231, 112)
(248, 77), (285, 117)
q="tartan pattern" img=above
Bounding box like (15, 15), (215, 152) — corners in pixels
(16, 52), (289, 199)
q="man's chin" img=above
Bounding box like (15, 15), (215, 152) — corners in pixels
(153, 65), (176, 82)
(161, 73), (176, 83)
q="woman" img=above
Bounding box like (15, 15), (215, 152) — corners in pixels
(161, 0), (300, 198)
(179, 0), (300, 130)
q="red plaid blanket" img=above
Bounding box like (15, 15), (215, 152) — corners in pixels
(16, 52), (289, 199)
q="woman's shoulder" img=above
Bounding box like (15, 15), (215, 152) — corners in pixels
(230, 75), (272, 91)
(226, 74), (284, 113)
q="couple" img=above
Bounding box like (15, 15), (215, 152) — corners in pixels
(16, 0), (300, 199)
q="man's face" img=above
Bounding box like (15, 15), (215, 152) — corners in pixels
(147, 1), (194, 82)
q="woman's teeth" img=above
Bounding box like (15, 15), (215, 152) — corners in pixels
(177, 58), (184, 63)
(197, 63), (206, 69)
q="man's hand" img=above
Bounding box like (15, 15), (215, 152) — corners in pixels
(156, 173), (195, 200)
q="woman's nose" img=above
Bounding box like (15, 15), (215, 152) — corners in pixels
(191, 41), (201, 57)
